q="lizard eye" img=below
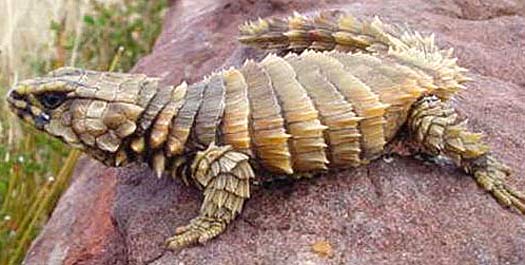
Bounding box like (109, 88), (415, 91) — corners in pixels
(39, 92), (67, 109)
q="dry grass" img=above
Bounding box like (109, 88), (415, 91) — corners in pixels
(0, 0), (89, 83)
(0, 0), (167, 264)
(0, 2), (93, 263)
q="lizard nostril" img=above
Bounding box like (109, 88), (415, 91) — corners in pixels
(7, 89), (23, 100)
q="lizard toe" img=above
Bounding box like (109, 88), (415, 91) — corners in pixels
(166, 217), (227, 250)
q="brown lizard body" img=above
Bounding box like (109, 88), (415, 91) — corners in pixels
(6, 11), (524, 249)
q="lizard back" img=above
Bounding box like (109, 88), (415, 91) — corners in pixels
(183, 50), (440, 175)
(6, 11), (469, 178)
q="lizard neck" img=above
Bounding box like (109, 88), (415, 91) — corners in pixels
(119, 81), (194, 175)
(112, 72), (226, 179)
(113, 78), (219, 180)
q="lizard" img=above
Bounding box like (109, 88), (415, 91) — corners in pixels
(6, 10), (524, 250)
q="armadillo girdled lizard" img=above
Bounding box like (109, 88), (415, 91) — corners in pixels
(6, 11), (524, 249)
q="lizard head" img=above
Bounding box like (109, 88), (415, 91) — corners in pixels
(6, 67), (159, 165)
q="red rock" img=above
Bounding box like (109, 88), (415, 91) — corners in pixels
(24, 0), (525, 264)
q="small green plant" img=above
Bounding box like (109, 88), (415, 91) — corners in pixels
(63, 0), (167, 72)
(0, 0), (168, 264)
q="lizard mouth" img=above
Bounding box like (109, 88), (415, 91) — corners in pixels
(6, 88), (50, 130)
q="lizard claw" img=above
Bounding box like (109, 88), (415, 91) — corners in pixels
(166, 217), (226, 250)
(490, 183), (525, 214)
(474, 158), (525, 214)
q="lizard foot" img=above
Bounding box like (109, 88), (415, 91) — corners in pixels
(166, 216), (226, 250)
(473, 157), (525, 214)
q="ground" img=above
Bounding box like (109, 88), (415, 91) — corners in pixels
(23, 0), (525, 264)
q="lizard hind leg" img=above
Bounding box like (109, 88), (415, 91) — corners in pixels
(407, 95), (525, 214)
(166, 143), (254, 249)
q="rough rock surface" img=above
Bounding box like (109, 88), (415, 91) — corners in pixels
(24, 0), (525, 264)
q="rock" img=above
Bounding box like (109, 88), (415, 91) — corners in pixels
(24, 0), (525, 264)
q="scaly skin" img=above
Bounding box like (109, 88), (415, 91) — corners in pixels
(6, 11), (524, 249)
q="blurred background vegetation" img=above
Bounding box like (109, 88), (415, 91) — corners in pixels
(0, 0), (168, 264)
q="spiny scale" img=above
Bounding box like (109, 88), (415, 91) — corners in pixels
(240, 61), (293, 174)
(133, 48), (446, 176)
(8, 10), (469, 193)
(99, 11), (468, 179)
(286, 53), (363, 167)
(10, 10), (524, 250)
(239, 10), (468, 100)
(259, 54), (329, 171)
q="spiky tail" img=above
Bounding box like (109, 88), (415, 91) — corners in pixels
(239, 11), (470, 100)
(239, 10), (390, 52)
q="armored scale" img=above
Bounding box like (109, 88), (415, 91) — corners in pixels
(7, 11), (524, 249)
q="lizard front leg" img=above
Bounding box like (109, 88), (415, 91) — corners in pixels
(166, 143), (254, 249)
(407, 96), (525, 213)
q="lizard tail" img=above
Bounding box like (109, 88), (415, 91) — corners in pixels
(239, 10), (470, 100)
(238, 10), (409, 53)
